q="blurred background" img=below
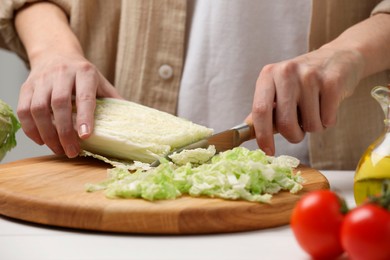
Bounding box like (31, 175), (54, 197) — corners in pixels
(0, 49), (50, 163)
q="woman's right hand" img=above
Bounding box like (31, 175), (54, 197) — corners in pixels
(14, 2), (122, 158)
(17, 52), (122, 158)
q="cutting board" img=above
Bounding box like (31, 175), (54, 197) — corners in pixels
(0, 155), (329, 234)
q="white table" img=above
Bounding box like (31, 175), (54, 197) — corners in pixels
(0, 170), (356, 260)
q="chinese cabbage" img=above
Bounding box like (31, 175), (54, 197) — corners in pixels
(80, 98), (213, 163)
(0, 99), (20, 161)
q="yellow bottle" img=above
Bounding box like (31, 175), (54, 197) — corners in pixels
(354, 86), (390, 205)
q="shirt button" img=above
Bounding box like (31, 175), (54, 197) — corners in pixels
(158, 64), (173, 80)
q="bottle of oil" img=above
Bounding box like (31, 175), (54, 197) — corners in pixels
(354, 86), (390, 205)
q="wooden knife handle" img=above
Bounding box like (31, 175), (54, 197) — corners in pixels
(231, 121), (255, 144)
(244, 113), (277, 138)
(244, 115), (256, 140)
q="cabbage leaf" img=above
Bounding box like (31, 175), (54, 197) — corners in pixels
(0, 99), (20, 161)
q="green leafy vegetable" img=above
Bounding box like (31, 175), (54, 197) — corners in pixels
(168, 145), (216, 166)
(0, 99), (20, 161)
(86, 147), (303, 203)
(80, 98), (213, 163)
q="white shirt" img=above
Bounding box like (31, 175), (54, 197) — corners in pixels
(178, 0), (312, 165)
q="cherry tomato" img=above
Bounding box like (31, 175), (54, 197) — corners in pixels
(290, 190), (345, 259)
(341, 203), (390, 260)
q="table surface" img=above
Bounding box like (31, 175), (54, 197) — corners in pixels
(0, 170), (356, 260)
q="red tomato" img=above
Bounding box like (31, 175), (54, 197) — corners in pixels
(341, 203), (390, 260)
(290, 190), (345, 259)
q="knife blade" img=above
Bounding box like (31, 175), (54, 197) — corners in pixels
(150, 121), (255, 167)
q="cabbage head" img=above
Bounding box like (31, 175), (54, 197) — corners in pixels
(0, 99), (20, 161)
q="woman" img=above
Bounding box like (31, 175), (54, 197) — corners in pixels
(1, 0), (389, 169)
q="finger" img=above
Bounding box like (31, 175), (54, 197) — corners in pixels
(74, 65), (99, 140)
(273, 64), (304, 143)
(96, 73), (123, 99)
(320, 81), (339, 128)
(297, 69), (324, 132)
(17, 80), (44, 145)
(252, 65), (276, 155)
(30, 77), (65, 155)
(51, 70), (80, 158)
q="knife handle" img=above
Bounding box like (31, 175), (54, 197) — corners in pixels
(242, 113), (278, 140)
(231, 120), (256, 144)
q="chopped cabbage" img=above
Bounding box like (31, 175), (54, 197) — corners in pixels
(79, 98), (213, 163)
(168, 145), (216, 166)
(0, 99), (20, 161)
(86, 147), (304, 203)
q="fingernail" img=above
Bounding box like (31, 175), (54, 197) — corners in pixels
(78, 123), (89, 138)
(66, 144), (79, 158)
(263, 147), (272, 155)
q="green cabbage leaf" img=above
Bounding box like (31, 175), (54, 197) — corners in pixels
(0, 99), (20, 161)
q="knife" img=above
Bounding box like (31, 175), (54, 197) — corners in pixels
(150, 121), (256, 167)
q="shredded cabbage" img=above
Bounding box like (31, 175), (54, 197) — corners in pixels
(0, 99), (20, 161)
(86, 147), (304, 203)
(168, 145), (216, 166)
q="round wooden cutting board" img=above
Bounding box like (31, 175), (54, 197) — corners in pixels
(0, 155), (329, 234)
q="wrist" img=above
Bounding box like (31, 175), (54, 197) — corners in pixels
(15, 1), (84, 67)
(319, 41), (366, 80)
(28, 42), (84, 68)
(321, 14), (390, 78)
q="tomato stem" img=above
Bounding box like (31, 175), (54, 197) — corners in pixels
(382, 179), (390, 210)
(338, 195), (349, 214)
